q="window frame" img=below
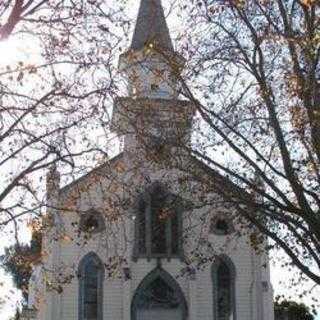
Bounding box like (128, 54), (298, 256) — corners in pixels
(78, 252), (104, 320)
(131, 267), (188, 320)
(210, 215), (234, 236)
(212, 255), (237, 320)
(79, 210), (106, 234)
(133, 183), (184, 261)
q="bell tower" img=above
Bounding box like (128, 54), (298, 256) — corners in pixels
(111, 0), (195, 162)
(121, 0), (180, 99)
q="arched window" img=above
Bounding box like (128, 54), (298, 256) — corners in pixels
(78, 253), (104, 320)
(131, 267), (188, 320)
(134, 183), (183, 260)
(212, 255), (236, 320)
(79, 210), (105, 234)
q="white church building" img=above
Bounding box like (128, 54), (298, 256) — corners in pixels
(24, 0), (274, 319)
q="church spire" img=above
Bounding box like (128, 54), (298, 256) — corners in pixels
(111, 0), (195, 160)
(116, 0), (182, 99)
(115, 0), (184, 99)
(131, 0), (174, 52)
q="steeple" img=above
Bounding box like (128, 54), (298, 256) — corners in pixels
(130, 0), (174, 52)
(111, 0), (195, 160)
(117, 0), (183, 99)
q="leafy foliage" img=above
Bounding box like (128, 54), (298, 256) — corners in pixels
(177, 0), (320, 285)
(274, 298), (316, 320)
(0, 231), (42, 301)
(0, 0), (319, 313)
(0, 0), (128, 234)
(9, 308), (21, 320)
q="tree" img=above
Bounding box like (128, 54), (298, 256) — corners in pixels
(9, 308), (21, 320)
(0, 2), (131, 312)
(1, 0), (319, 309)
(0, 230), (42, 301)
(0, 1), (129, 235)
(274, 297), (316, 320)
(168, 0), (320, 285)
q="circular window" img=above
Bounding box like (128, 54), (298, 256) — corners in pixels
(210, 217), (234, 236)
(79, 210), (105, 234)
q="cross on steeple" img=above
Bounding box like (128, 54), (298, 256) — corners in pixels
(131, 0), (174, 52)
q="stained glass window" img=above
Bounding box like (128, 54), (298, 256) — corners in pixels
(138, 198), (147, 254)
(213, 256), (236, 320)
(137, 277), (180, 309)
(151, 190), (167, 254)
(78, 253), (104, 320)
(171, 209), (179, 255)
(135, 183), (182, 259)
(217, 262), (232, 320)
(131, 268), (188, 320)
(83, 263), (98, 319)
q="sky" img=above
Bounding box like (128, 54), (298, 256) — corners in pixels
(0, 0), (319, 319)
(0, 33), (40, 318)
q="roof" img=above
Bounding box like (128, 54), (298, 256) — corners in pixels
(130, 0), (174, 51)
(59, 153), (123, 195)
(58, 151), (249, 205)
(189, 155), (251, 203)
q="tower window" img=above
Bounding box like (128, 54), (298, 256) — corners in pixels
(134, 183), (183, 260)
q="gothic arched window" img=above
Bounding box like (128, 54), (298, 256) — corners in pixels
(131, 267), (188, 320)
(134, 183), (183, 260)
(212, 256), (236, 320)
(78, 252), (104, 320)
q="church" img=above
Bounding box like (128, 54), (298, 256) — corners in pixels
(23, 0), (274, 319)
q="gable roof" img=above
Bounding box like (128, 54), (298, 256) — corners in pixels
(189, 155), (252, 204)
(59, 152), (123, 196)
(58, 151), (251, 208)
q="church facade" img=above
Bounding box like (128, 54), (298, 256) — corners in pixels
(25, 0), (274, 319)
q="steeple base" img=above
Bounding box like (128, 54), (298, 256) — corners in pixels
(111, 96), (195, 161)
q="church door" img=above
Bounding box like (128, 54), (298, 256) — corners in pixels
(131, 268), (188, 320)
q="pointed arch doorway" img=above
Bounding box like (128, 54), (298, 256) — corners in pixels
(131, 267), (188, 320)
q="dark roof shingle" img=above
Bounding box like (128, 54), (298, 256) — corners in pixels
(131, 0), (174, 51)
